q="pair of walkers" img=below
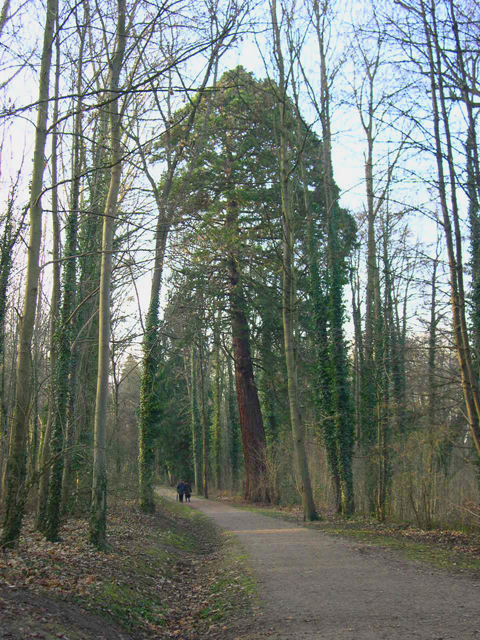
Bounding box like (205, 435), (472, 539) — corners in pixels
(176, 480), (191, 502)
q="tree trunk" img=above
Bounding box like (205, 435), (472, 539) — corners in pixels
(89, 0), (126, 548)
(271, 0), (317, 521)
(228, 257), (268, 501)
(74, 108), (107, 508)
(198, 339), (209, 499)
(1, 0), (57, 549)
(211, 311), (222, 489)
(189, 348), (202, 494)
(312, 2), (354, 514)
(44, 18), (85, 539)
(0, 183), (17, 506)
(138, 221), (169, 514)
(227, 354), (241, 490)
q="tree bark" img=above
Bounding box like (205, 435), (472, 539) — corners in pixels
(227, 251), (268, 501)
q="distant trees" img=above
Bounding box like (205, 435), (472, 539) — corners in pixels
(390, 0), (480, 462)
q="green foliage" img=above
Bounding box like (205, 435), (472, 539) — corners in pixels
(139, 296), (163, 513)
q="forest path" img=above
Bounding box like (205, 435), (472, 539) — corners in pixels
(185, 496), (479, 640)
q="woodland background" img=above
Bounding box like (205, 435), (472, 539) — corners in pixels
(0, 0), (479, 550)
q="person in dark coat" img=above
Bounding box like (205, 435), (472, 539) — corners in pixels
(184, 481), (191, 502)
(177, 481), (186, 502)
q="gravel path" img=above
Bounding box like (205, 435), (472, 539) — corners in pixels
(187, 497), (479, 640)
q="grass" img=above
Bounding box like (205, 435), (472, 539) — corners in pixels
(199, 533), (258, 623)
(90, 495), (247, 633)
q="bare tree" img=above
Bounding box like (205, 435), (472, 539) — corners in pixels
(89, 0), (127, 548)
(1, 0), (58, 549)
(270, 0), (318, 521)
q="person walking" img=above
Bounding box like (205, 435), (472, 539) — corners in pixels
(177, 480), (186, 502)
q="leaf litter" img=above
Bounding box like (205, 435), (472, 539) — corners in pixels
(0, 496), (255, 639)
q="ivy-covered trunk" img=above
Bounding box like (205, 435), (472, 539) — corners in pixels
(73, 110), (107, 510)
(211, 312), (222, 489)
(60, 349), (78, 513)
(44, 60), (83, 538)
(139, 279), (164, 513)
(198, 338), (209, 499)
(189, 348), (202, 494)
(0, 189), (16, 505)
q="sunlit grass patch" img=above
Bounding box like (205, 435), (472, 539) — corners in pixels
(198, 533), (258, 624)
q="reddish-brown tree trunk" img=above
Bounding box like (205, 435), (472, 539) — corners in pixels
(227, 253), (268, 502)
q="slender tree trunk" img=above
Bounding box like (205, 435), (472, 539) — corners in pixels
(1, 0), (57, 549)
(350, 263), (363, 443)
(198, 339), (209, 499)
(227, 354), (240, 490)
(449, 2), (480, 379)
(89, 0), (126, 548)
(211, 312), (221, 489)
(0, 187), (16, 505)
(138, 221), (169, 514)
(292, 72), (339, 509)
(428, 246), (438, 463)
(188, 348), (202, 494)
(61, 350), (78, 512)
(314, 2), (354, 514)
(74, 108), (107, 507)
(271, 0), (317, 521)
(29, 269), (44, 484)
(44, 19), (85, 540)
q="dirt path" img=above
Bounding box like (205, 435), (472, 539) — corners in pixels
(187, 497), (479, 640)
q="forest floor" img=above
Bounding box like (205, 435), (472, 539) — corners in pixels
(1, 491), (480, 639)
(0, 493), (256, 640)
